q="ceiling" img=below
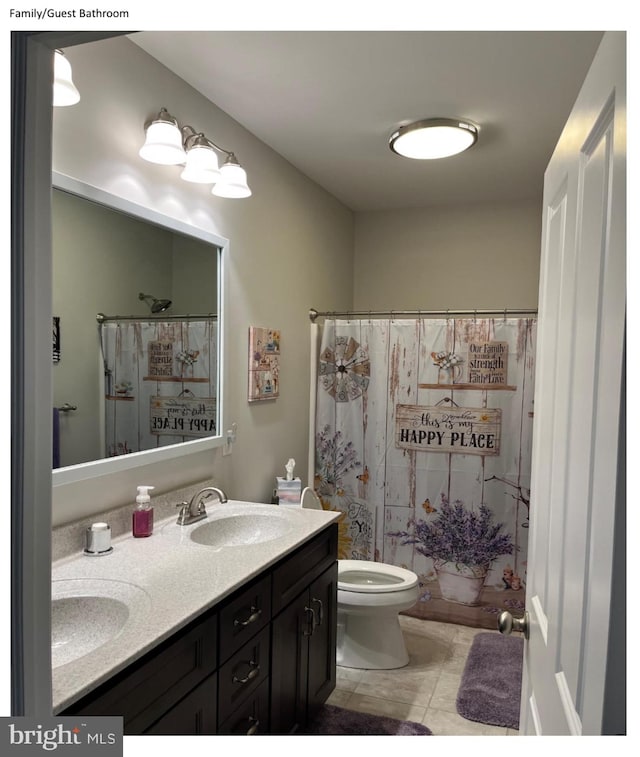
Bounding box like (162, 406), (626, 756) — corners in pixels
(130, 31), (604, 212)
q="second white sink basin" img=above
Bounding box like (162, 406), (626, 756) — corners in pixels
(51, 578), (151, 669)
(190, 512), (291, 548)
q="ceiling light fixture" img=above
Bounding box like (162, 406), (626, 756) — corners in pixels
(139, 108), (251, 198)
(389, 118), (478, 160)
(53, 49), (80, 107)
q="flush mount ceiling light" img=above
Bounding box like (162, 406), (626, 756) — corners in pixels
(53, 49), (80, 107)
(139, 107), (252, 198)
(389, 118), (478, 160)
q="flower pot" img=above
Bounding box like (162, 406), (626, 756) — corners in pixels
(434, 560), (488, 605)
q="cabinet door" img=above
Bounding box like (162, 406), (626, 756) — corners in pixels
(144, 674), (217, 735)
(62, 611), (218, 735)
(270, 592), (310, 734)
(307, 562), (337, 717)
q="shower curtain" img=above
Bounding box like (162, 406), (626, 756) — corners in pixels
(100, 319), (217, 457)
(313, 317), (536, 629)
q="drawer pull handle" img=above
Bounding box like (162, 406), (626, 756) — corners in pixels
(246, 716), (260, 735)
(232, 660), (260, 685)
(312, 597), (324, 626)
(234, 606), (262, 628)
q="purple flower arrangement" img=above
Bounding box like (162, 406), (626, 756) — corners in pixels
(315, 425), (361, 496)
(388, 496), (514, 568)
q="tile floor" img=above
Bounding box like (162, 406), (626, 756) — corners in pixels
(326, 615), (519, 736)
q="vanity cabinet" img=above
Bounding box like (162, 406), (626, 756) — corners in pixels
(270, 563), (338, 734)
(61, 609), (219, 734)
(60, 524), (338, 735)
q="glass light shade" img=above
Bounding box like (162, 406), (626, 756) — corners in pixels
(389, 119), (478, 159)
(212, 162), (252, 198)
(53, 50), (80, 107)
(180, 144), (221, 184)
(139, 120), (186, 165)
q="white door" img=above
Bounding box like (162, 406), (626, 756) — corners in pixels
(517, 31), (626, 735)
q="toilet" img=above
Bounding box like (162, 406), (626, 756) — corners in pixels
(300, 487), (419, 669)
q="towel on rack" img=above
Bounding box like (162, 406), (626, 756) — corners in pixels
(53, 407), (60, 469)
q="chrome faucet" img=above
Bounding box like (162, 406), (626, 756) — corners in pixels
(175, 486), (228, 526)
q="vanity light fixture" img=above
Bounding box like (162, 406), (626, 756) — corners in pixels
(53, 49), (80, 107)
(389, 118), (478, 160)
(139, 108), (252, 198)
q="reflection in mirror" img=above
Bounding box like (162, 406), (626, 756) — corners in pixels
(52, 180), (222, 470)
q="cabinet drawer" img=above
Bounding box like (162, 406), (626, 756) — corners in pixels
(218, 625), (270, 724)
(144, 673), (217, 735)
(272, 525), (338, 614)
(218, 574), (271, 663)
(63, 611), (218, 735)
(217, 679), (269, 735)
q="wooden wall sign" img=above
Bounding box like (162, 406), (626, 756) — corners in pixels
(147, 341), (175, 378)
(395, 404), (501, 456)
(150, 396), (216, 436)
(468, 341), (509, 386)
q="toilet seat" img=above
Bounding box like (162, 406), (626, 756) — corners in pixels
(338, 560), (418, 594)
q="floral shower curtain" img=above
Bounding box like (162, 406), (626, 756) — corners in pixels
(314, 317), (536, 629)
(100, 319), (217, 457)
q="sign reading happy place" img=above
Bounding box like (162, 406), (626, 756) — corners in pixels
(150, 396), (216, 436)
(395, 404), (501, 456)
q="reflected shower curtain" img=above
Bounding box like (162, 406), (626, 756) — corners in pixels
(314, 317), (536, 628)
(100, 319), (217, 457)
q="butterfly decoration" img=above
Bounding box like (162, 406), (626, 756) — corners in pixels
(356, 466), (370, 485)
(421, 498), (437, 514)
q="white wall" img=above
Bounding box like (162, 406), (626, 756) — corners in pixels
(353, 200), (541, 310)
(51, 35), (354, 525)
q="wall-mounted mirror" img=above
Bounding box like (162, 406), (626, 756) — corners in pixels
(51, 172), (227, 486)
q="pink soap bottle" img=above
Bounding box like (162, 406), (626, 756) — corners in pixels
(132, 485), (154, 538)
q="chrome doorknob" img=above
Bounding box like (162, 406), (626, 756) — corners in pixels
(498, 610), (529, 639)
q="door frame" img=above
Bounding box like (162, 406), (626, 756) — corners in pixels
(10, 30), (126, 717)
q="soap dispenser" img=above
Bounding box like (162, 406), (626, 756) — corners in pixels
(133, 485), (154, 538)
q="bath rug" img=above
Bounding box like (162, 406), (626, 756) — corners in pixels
(301, 704), (432, 736)
(456, 632), (524, 730)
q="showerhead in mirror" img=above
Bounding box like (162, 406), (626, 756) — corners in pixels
(139, 292), (172, 313)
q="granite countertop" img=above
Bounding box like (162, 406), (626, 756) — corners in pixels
(51, 500), (340, 713)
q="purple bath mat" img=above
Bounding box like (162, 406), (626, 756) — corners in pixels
(456, 632), (524, 730)
(302, 704), (432, 736)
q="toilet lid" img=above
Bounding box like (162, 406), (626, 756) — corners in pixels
(338, 560), (419, 593)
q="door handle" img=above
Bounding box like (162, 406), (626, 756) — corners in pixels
(311, 597), (324, 626)
(303, 605), (317, 636)
(498, 610), (530, 639)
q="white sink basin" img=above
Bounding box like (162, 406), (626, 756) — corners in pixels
(190, 513), (291, 548)
(161, 503), (294, 549)
(51, 579), (150, 669)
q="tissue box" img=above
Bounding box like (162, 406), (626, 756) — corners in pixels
(276, 477), (302, 504)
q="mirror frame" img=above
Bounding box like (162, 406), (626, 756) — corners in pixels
(51, 171), (228, 489)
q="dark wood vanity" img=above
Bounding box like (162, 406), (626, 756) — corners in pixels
(61, 524), (338, 735)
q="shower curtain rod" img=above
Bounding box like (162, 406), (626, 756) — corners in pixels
(96, 312), (217, 323)
(309, 307), (537, 322)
